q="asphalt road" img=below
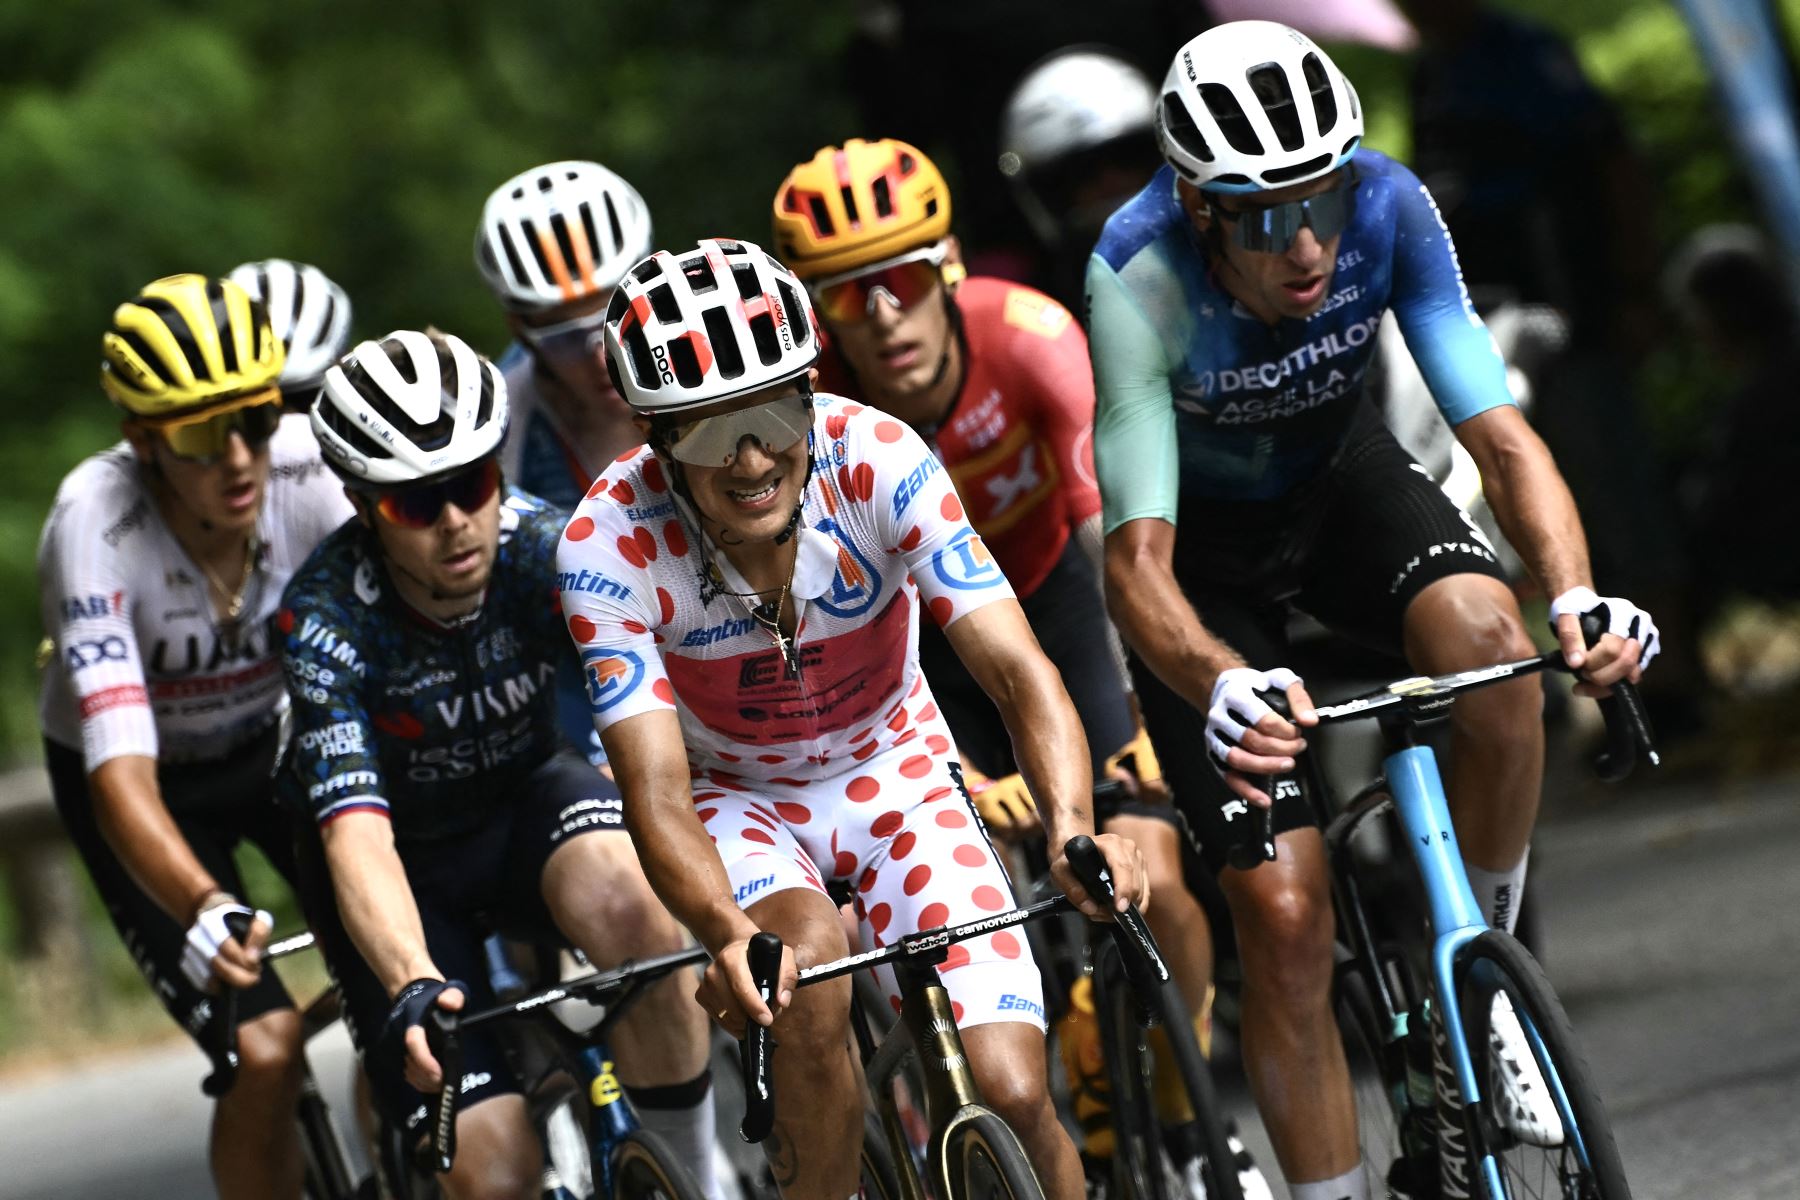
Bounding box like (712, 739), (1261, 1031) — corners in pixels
(3, 769), (1796, 1199)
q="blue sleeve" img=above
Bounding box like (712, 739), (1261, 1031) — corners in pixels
(1385, 163), (1516, 427)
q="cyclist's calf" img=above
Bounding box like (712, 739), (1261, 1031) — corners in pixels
(211, 1007), (307, 1198)
(435, 1092), (540, 1200)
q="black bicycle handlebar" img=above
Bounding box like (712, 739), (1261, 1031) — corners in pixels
(1223, 613), (1660, 871)
(737, 931), (783, 1144)
(1062, 834), (1170, 1027)
(199, 909), (256, 1098)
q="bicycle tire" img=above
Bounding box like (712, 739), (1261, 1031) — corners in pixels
(611, 1128), (708, 1200)
(861, 1107), (907, 1200)
(1454, 931), (1631, 1200)
(1094, 949), (1167, 1200)
(1334, 958), (1407, 1196)
(1147, 975), (1246, 1200)
(942, 1110), (1047, 1200)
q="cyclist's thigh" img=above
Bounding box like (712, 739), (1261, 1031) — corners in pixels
(691, 776), (833, 912)
(293, 826), (524, 1144)
(1127, 590), (1313, 876)
(493, 750), (628, 936)
(1296, 425), (1509, 651)
(917, 615), (1014, 777)
(45, 736), (295, 1036)
(1018, 544), (1137, 774)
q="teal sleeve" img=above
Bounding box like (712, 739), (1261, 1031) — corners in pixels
(1086, 254), (1181, 534)
(1387, 168), (1517, 427)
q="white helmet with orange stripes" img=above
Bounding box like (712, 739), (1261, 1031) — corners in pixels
(601, 238), (820, 416)
(475, 160), (654, 311)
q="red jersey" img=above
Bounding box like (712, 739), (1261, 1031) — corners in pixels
(818, 277), (1101, 598)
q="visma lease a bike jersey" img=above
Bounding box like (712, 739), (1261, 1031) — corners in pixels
(555, 396), (1015, 777)
(279, 488), (573, 841)
(816, 277), (1101, 598)
(38, 416), (352, 768)
(1086, 149), (1515, 519)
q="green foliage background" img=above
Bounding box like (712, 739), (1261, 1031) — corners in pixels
(0, 0), (1790, 757)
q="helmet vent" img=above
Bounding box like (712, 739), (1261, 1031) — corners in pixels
(669, 335), (705, 387)
(474, 363), (496, 427)
(1201, 83), (1262, 155)
(521, 221), (555, 285)
(211, 283), (244, 375)
(117, 329), (172, 385)
(140, 296), (210, 380)
(924, 197), (939, 219)
(648, 282), (681, 323)
(1161, 94), (1214, 164)
(704, 306), (745, 379)
(840, 185), (861, 226)
(748, 308), (781, 365)
(549, 214), (581, 279)
(808, 195), (834, 237)
(1247, 65), (1304, 152)
(1302, 54), (1337, 135)
(633, 256), (665, 283)
(731, 263), (761, 302)
(1265, 153), (1333, 184)
(315, 398), (392, 461)
(777, 280), (810, 348)
(871, 175), (894, 218)
(622, 322), (658, 390)
(497, 227), (531, 288)
(579, 204), (605, 263)
(603, 193), (625, 254)
(899, 152), (917, 176)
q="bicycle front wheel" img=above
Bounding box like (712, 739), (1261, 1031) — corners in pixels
(611, 1128), (708, 1200)
(1455, 931), (1631, 1200)
(943, 1111), (1046, 1200)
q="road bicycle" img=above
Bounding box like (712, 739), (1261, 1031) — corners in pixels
(738, 834), (1169, 1200)
(1230, 618), (1654, 1199)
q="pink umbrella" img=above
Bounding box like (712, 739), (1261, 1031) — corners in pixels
(1206, 0), (1418, 50)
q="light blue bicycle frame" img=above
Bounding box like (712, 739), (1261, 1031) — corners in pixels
(1385, 744), (1594, 1199)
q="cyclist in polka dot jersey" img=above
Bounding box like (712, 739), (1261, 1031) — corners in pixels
(556, 239), (1146, 1200)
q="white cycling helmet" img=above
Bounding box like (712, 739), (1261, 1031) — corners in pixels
(312, 329), (508, 486)
(1155, 21), (1362, 194)
(602, 238), (819, 417)
(476, 160), (654, 311)
(999, 47), (1158, 245)
(227, 259), (353, 394)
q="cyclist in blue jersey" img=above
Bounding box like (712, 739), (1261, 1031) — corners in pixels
(476, 161), (658, 764)
(280, 330), (715, 1200)
(1087, 22), (1660, 1200)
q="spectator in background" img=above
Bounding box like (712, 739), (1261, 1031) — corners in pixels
(1665, 225), (1800, 616)
(1399, 0), (1706, 728)
(996, 47), (1167, 313)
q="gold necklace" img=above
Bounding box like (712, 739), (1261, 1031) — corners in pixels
(736, 547), (801, 678)
(196, 536), (257, 621)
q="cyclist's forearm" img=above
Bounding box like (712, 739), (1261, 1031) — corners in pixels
(626, 799), (755, 954)
(89, 754), (221, 924)
(1463, 411), (1592, 597)
(1103, 522), (1245, 710)
(319, 813), (438, 996)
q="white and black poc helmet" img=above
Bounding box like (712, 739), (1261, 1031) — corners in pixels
(602, 238), (819, 417)
(227, 258), (353, 396)
(475, 160), (654, 311)
(1155, 21), (1362, 194)
(312, 330), (508, 486)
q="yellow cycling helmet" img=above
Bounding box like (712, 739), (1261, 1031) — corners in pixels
(101, 274), (286, 416)
(772, 137), (952, 280)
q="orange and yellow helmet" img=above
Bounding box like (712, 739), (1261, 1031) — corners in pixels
(771, 138), (952, 280)
(101, 274), (285, 417)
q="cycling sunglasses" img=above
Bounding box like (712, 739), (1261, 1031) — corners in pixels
(809, 243), (955, 325)
(664, 392), (812, 468)
(517, 305), (609, 361)
(1214, 167), (1359, 254)
(146, 388), (284, 463)
(372, 458), (503, 529)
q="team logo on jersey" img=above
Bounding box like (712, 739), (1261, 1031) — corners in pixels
(930, 528), (1004, 591)
(581, 647), (645, 712)
(812, 516), (884, 619)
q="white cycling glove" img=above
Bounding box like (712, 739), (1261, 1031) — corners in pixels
(1206, 666), (1303, 777)
(1549, 587), (1660, 672)
(180, 897), (270, 992)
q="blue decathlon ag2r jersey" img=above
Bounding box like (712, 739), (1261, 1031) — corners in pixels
(1086, 149), (1515, 522)
(278, 487), (575, 842)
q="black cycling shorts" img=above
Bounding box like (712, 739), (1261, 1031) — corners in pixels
(46, 728), (300, 1044)
(919, 539), (1137, 778)
(295, 751), (625, 1138)
(1143, 413), (1508, 872)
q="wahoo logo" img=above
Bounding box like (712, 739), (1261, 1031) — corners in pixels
(581, 648), (645, 712)
(929, 528), (1004, 592)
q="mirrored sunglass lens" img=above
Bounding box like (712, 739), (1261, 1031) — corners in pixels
(446, 459), (502, 510)
(1307, 188), (1352, 240)
(669, 396), (809, 465)
(377, 461), (501, 527)
(816, 260), (940, 323)
(161, 402), (281, 459)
